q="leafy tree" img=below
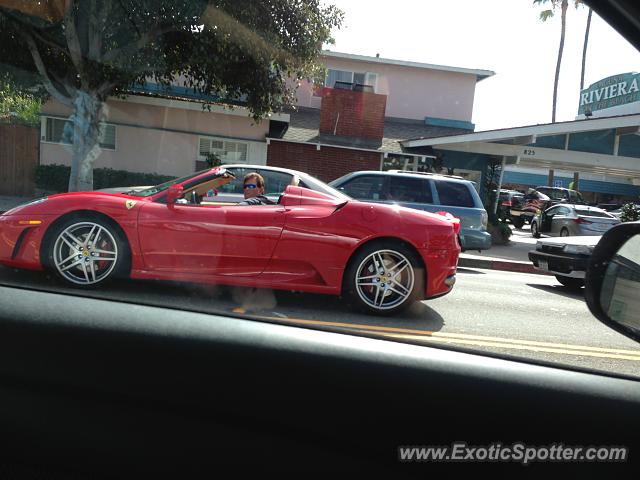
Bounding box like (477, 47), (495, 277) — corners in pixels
(0, 74), (42, 125)
(483, 156), (502, 214)
(0, 0), (342, 191)
(203, 151), (221, 168)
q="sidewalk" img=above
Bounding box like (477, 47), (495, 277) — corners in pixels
(459, 225), (549, 275)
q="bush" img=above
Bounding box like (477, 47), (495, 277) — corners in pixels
(35, 164), (176, 193)
(0, 79), (42, 126)
(619, 203), (640, 223)
(487, 215), (512, 245)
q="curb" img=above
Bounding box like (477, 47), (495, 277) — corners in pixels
(458, 256), (552, 276)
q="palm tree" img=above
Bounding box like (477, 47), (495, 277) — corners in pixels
(580, 6), (593, 90)
(534, 0), (568, 123)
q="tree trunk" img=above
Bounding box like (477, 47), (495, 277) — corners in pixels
(69, 91), (105, 192)
(552, 0), (568, 123)
(580, 8), (593, 91)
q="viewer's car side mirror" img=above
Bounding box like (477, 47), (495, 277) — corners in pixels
(585, 222), (640, 343)
(166, 185), (184, 209)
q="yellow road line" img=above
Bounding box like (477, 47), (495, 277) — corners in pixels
(256, 315), (640, 360)
(376, 332), (640, 362)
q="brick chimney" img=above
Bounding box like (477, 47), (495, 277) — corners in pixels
(319, 87), (387, 142)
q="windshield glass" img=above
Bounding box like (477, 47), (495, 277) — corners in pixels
(539, 188), (569, 200)
(128, 171), (208, 197)
(1, 0), (640, 382)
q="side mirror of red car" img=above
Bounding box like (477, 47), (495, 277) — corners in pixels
(166, 185), (183, 209)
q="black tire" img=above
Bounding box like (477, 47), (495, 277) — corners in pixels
(511, 217), (525, 229)
(560, 227), (570, 237)
(45, 214), (130, 288)
(343, 241), (425, 316)
(555, 275), (584, 290)
(531, 220), (540, 238)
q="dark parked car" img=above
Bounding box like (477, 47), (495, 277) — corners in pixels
(497, 189), (524, 223)
(535, 186), (586, 205)
(509, 186), (586, 228)
(529, 235), (601, 289)
(509, 188), (550, 228)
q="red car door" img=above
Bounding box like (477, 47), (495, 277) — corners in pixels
(137, 202), (285, 276)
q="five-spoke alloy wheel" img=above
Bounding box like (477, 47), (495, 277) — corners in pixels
(47, 217), (128, 287)
(345, 242), (424, 315)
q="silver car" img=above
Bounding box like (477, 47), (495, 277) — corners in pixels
(531, 204), (620, 238)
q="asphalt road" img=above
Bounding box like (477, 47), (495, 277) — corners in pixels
(1, 264), (639, 379)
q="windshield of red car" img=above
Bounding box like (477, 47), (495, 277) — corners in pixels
(128, 171), (212, 197)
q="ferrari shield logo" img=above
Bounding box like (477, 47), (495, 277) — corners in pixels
(125, 200), (137, 210)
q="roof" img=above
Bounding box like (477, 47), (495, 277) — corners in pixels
(335, 170), (474, 184)
(322, 51), (495, 82)
(273, 107), (471, 155)
(402, 113), (640, 147)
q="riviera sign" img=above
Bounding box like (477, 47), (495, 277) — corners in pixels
(578, 72), (640, 115)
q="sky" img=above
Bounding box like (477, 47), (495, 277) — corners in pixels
(323, 0), (640, 131)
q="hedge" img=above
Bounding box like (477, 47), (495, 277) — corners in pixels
(35, 164), (176, 193)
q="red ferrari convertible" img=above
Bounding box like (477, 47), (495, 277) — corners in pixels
(0, 166), (460, 314)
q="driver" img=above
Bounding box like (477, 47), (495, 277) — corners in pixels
(238, 172), (276, 206)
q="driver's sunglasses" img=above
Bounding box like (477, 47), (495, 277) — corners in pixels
(243, 183), (258, 190)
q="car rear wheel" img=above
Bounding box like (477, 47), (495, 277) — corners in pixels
(560, 227), (570, 237)
(344, 242), (424, 316)
(47, 216), (129, 288)
(555, 275), (584, 290)
(511, 217), (525, 229)
(531, 221), (540, 238)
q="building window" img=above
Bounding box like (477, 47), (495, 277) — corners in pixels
(315, 69), (378, 96)
(326, 69), (353, 89)
(44, 117), (116, 150)
(99, 123), (117, 150)
(45, 117), (72, 144)
(198, 136), (249, 167)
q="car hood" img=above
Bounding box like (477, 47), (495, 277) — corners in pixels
(537, 236), (602, 247)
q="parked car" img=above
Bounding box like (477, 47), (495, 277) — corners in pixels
(329, 170), (491, 251)
(530, 204), (620, 238)
(497, 189), (524, 223)
(528, 235), (601, 289)
(1, 166), (461, 315)
(535, 186), (586, 205)
(509, 187), (587, 229)
(508, 188), (550, 228)
(596, 203), (623, 212)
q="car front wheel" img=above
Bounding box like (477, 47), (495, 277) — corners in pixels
(555, 275), (584, 290)
(47, 216), (129, 287)
(531, 221), (540, 238)
(344, 242), (424, 315)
